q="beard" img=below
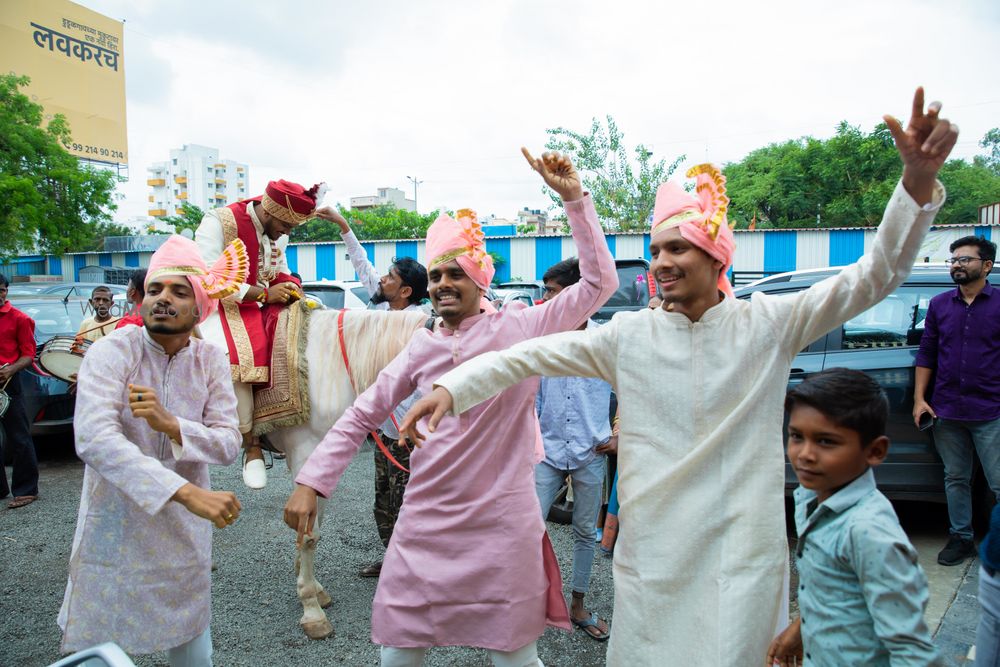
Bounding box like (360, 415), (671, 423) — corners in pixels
(370, 287), (388, 305)
(951, 267), (982, 285)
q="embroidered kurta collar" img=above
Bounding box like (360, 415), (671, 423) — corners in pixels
(439, 311), (489, 336)
(142, 327), (191, 357)
(247, 201), (265, 236)
(660, 294), (734, 324)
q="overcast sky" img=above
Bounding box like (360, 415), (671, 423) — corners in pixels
(79, 0), (1000, 224)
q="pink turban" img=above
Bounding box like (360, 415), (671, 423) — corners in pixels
(146, 236), (249, 323)
(426, 208), (495, 290)
(651, 164), (736, 298)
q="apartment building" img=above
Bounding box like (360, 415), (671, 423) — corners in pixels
(147, 144), (248, 217)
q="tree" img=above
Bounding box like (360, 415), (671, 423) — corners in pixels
(723, 122), (1000, 228)
(516, 223), (536, 235)
(290, 204), (440, 243)
(162, 203), (206, 235)
(77, 221), (136, 252)
(0, 74), (119, 259)
(543, 115), (685, 231)
(977, 128), (1000, 175)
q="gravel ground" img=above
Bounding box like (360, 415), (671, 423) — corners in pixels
(1, 440), (616, 667)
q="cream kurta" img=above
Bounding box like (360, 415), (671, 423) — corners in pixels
(58, 325), (241, 655)
(436, 180), (945, 666)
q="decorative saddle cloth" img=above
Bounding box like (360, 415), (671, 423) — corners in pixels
(251, 299), (315, 436)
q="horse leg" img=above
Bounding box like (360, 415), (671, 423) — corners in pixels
(297, 520), (334, 640)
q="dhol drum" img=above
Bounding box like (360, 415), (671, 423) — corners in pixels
(38, 336), (92, 383)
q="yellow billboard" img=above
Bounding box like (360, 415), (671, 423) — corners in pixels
(0, 0), (127, 165)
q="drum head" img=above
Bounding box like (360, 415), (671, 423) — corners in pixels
(39, 337), (89, 382)
(0, 390), (9, 418)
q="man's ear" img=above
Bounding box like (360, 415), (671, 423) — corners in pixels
(399, 285), (412, 301)
(866, 435), (890, 467)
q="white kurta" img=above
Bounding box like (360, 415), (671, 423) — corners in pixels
(58, 326), (241, 655)
(436, 180), (944, 666)
(194, 203), (290, 355)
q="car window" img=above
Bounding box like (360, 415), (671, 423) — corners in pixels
(18, 302), (87, 340)
(351, 286), (371, 305)
(603, 265), (651, 309)
(841, 285), (951, 350)
(305, 286), (346, 310)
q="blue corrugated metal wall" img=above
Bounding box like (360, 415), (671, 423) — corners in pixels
(828, 229), (865, 266)
(643, 234), (651, 261)
(73, 255), (87, 281)
(285, 246), (298, 274)
(48, 257), (63, 276)
(764, 232), (797, 273)
(395, 241), (418, 260)
(124, 252), (140, 267)
(975, 226), (993, 241)
(486, 238), (511, 283)
(98, 253), (112, 267)
(316, 245), (336, 280)
(535, 237), (561, 282)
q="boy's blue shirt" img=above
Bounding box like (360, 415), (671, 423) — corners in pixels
(794, 468), (942, 666)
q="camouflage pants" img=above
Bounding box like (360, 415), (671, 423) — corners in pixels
(373, 434), (411, 548)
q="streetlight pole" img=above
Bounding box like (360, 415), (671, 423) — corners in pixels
(406, 175), (423, 213)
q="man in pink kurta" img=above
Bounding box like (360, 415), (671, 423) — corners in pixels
(59, 236), (246, 665)
(285, 149), (618, 665)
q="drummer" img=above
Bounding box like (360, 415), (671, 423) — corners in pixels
(77, 286), (118, 342)
(0, 273), (40, 509)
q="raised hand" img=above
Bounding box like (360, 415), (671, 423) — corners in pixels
(314, 206), (351, 234)
(398, 386), (454, 447)
(884, 88), (959, 204)
(522, 148), (585, 202)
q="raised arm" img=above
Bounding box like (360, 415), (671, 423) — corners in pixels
(768, 88), (957, 356)
(512, 149), (618, 336)
(399, 319), (620, 443)
(314, 206), (381, 298)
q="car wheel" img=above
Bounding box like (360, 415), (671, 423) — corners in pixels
(547, 482), (574, 525)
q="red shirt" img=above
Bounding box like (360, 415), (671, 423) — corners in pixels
(115, 313), (144, 329)
(0, 301), (37, 364)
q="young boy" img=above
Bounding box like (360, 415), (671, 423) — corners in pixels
(768, 368), (942, 666)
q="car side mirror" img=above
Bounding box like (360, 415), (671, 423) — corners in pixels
(906, 328), (924, 346)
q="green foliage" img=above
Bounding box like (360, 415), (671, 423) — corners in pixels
(290, 204), (440, 242)
(516, 223), (536, 235)
(77, 221), (136, 252)
(487, 251), (506, 268)
(723, 122), (1000, 228)
(544, 115), (685, 231)
(162, 203), (206, 235)
(0, 74), (119, 259)
(977, 128), (1000, 175)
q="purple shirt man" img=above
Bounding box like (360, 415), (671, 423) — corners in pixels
(914, 234), (1000, 566)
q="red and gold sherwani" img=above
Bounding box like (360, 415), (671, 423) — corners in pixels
(195, 180), (320, 435)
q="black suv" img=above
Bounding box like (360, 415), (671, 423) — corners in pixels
(736, 265), (1000, 510)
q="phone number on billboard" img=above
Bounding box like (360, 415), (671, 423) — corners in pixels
(70, 143), (125, 160)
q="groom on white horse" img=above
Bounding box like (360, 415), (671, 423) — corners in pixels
(284, 147), (618, 665)
(196, 179), (324, 490)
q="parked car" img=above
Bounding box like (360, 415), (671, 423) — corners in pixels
(497, 280), (545, 302)
(490, 288), (535, 309)
(736, 264), (1000, 517)
(300, 280), (369, 310)
(0, 295), (106, 460)
(7, 282), (128, 298)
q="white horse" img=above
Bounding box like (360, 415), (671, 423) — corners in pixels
(265, 307), (431, 640)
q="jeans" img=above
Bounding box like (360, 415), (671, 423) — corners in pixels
(0, 373), (39, 499)
(381, 641), (542, 666)
(535, 455), (606, 593)
(979, 567), (1000, 666)
(934, 417), (1000, 540)
(167, 627), (213, 667)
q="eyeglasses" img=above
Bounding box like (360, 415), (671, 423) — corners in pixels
(945, 256), (983, 267)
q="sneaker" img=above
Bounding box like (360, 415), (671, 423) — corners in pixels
(937, 535), (976, 566)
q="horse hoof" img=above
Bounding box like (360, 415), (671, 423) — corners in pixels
(302, 619), (334, 640)
(317, 589), (333, 609)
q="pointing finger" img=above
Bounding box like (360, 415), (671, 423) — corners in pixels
(883, 115), (905, 147)
(521, 147), (541, 173)
(910, 86), (925, 123)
